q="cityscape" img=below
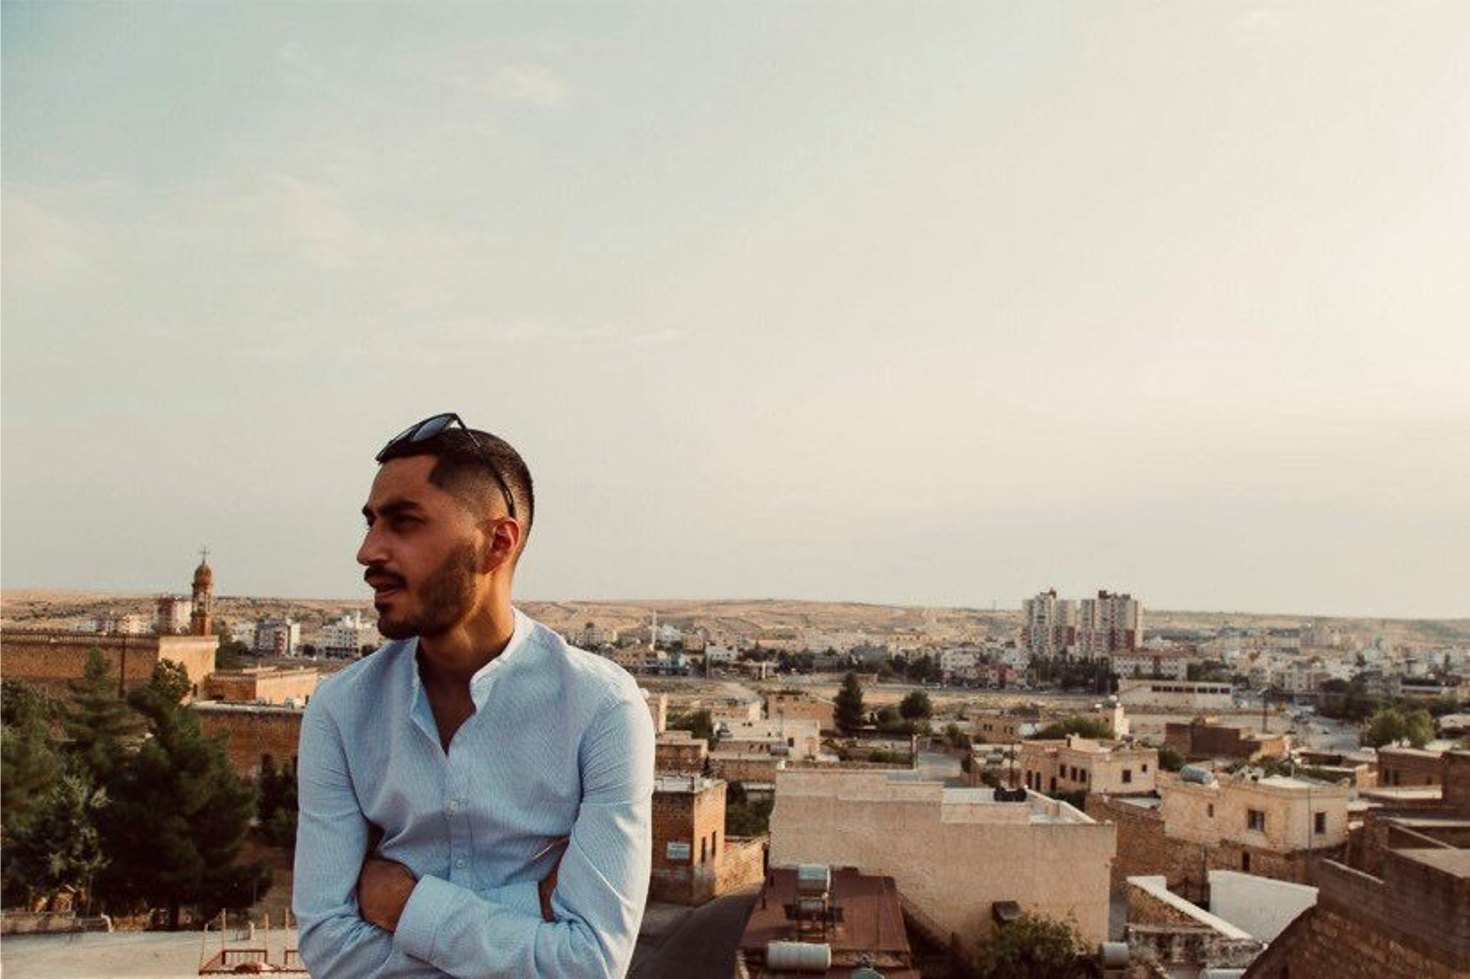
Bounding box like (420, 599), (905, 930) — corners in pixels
(2, 558), (1467, 976)
(5, 2), (1469, 977)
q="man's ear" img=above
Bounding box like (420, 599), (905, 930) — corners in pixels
(478, 518), (521, 573)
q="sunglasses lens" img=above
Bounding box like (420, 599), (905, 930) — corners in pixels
(411, 414), (455, 443)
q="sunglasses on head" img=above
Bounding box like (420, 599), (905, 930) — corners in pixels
(376, 413), (517, 519)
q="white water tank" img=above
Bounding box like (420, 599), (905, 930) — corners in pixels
(796, 864), (831, 897)
(765, 941), (832, 972)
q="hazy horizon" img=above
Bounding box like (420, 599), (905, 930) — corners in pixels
(4, 3), (1468, 619)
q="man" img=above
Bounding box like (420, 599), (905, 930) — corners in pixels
(294, 414), (655, 977)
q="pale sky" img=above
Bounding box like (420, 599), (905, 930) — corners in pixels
(3, 2), (1468, 618)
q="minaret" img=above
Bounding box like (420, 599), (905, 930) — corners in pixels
(190, 547), (214, 637)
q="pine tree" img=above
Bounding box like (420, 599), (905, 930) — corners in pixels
(834, 671), (865, 734)
(4, 772), (109, 912)
(59, 648), (142, 782)
(98, 662), (269, 928)
(1, 685), (64, 842)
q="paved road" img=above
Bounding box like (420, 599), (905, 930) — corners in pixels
(629, 887), (759, 979)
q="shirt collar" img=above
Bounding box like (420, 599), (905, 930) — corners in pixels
(408, 606), (534, 703)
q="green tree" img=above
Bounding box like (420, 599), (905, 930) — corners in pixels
(1157, 745), (1185, 772)
(98, 662), (269, 927)
(1, 683), (64, 844)
(1364, 706), (1435, 749)
(974, 911), (1090, 979)
(59, 648), (142, 781)
(834, 672), (865, 734)
(668, 708), (715, 746)
(4, 772), (109, 912)
(899, 691), (933, 720)
(257, 756), (299, 850)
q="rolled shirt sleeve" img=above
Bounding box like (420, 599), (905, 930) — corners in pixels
(391, 692), (656, 977)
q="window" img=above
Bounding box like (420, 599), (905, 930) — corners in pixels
(1122, 769), (1132, 784)
(1141, 763), (1148, 772)
(1315, 812), (1326, 835)
(1207, 803), (1215, 818)
(1247, 809), (1266, 832)
(700, 838), (707, 863)
(1242, 852), (1251, 872)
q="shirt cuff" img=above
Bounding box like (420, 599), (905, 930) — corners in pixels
(394, 874), (453, 964)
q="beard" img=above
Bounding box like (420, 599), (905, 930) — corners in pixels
(376, 540), (480, 640)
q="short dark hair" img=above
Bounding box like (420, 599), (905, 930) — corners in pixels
(377, 429), (535, 554)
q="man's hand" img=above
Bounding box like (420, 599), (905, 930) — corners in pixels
(357, 857), (417, 933)
(537, 852), (563, 922)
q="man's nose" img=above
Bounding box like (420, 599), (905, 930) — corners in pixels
(357, 527), (388, 568)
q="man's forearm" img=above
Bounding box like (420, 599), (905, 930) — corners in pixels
(392, 855), (640, 979)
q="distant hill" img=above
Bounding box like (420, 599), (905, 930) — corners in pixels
(3, 590), (1467, 648)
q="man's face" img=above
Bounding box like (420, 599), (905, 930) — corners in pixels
(357, 456), (484, 641)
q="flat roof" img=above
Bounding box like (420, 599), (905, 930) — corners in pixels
(1399, 848), (1470, 879)
(739, 866), (912, 967)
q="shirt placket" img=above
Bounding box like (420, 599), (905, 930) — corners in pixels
(446, 674), (496, 886)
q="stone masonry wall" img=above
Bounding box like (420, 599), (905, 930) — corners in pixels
(193, 706), (305, 779)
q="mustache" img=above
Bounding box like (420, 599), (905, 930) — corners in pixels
(364, 567), (405, 587)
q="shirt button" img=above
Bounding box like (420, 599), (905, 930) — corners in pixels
(456, 858), (467, 869)
(447, 800), (459, 812)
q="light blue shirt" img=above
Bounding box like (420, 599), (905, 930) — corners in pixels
(292, 608), (655, 978)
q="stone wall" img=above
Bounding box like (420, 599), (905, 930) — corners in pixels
(1378, 747), (1444, 787)
(654, 735), (708, 774)
(1, 631), (216, 698)
(1246, 850), (1470, 978)
(1444, 751), (1470, 810)
(716, 836), (767, 894)
(204, 668), (319, 706)
(1087, 796), (1190, 891)
(708, 753), (782, 785)
(192, 704), (305, 779)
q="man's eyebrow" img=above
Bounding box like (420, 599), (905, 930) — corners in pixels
(362, 498), (427, 521)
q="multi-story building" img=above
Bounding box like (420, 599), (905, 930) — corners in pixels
(939, 646), (980, 679)
(1112, 649), (1193, 681)
(1019, 736), (1158, 796)
(319, 612), (375, 657)
(650, 775), (766, 906)
(569, 621), (616, 648)
(769, 769), (1116, 944)
(155, 596), (193, 635)
(1078, 590), (1142, 660)
(704, 645), (738, 667)
(91, 614), (151, 635)
(254, 617), (301, 657)
(1021, 589), (1078, 659)
(1161, 772), (1350, 873)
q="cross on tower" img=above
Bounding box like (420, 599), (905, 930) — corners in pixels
(199, 546), (210, 564)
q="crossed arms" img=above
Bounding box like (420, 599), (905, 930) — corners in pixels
(292, 694), (655, 978)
